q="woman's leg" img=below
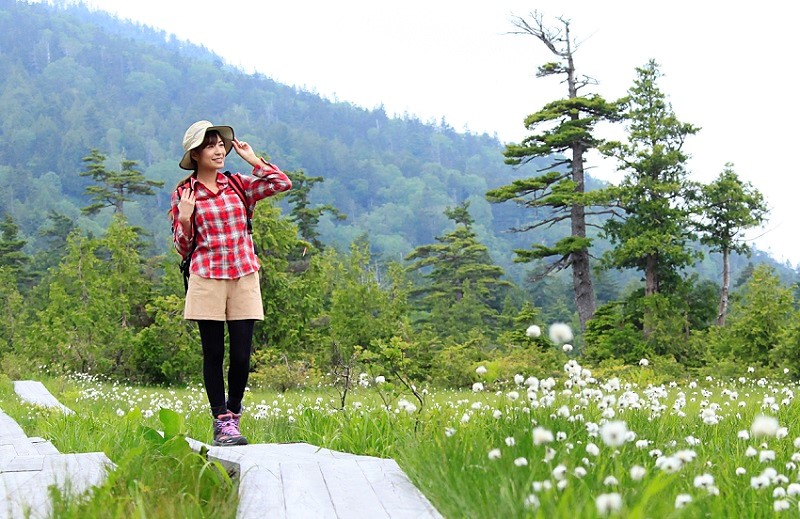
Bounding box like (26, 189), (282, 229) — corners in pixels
(226, 319), (255, 414)
(198, 320), (227, 417)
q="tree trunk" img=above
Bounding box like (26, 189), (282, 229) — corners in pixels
(565, 30), (596, 330)
(716, 247), (730, 326)
(644, 254), (658, 296)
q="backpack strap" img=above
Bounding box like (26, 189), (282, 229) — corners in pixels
(224, 171), (253, 234)
(176, 181), (196, 293)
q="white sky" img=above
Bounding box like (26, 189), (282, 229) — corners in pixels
(47, 0), (800, 267)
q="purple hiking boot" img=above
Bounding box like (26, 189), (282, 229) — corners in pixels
(212, 411), (248, 446)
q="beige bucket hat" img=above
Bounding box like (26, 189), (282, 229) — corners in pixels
(179, 120), (235, 170)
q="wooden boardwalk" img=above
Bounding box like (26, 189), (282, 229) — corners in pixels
(1, 381), (113, 519)
(186, 438), (443, 519)
(6, 381), (442, 519)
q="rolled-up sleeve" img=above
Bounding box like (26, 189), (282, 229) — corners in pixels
(171, 189), (193, 257)
(246, 158), (292, 202)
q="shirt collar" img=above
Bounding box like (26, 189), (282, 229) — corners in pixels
(188, 171), (228, 190)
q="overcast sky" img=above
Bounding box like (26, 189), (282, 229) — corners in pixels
(45, 0), (799, 267)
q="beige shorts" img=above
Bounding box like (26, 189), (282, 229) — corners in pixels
(184, 272), (264, 321)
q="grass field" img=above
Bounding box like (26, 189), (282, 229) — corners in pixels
(2, 361), (800, 518)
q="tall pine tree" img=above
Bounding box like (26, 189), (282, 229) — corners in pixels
(486, 12), (620, 329)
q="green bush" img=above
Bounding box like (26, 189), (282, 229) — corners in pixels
(132, 295), (203, 385)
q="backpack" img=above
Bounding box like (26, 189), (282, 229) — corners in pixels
(178, 172), (251, 292)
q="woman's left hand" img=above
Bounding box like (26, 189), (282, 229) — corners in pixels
(232, 138), (259, 167)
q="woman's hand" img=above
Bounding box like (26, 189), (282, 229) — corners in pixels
(232, 138), (259, 168)
(177, 187), (195, 230)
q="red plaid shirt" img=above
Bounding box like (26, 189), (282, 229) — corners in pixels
(171, 161), (292, 279)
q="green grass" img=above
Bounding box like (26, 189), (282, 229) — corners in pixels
(2, 367), (800, 518)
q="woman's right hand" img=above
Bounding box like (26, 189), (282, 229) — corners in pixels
(178, 188), (196, 225)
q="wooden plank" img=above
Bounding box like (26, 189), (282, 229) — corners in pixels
(0, 410), (27, 440)
(356, 459), (442, 519)
(319, 460), (390, 519)
(13, 381), (74, 415)
(2, 455), (45, 473)
(43, 452), (114, 490)
(30, 439), (60, 456)
(0, 439), (37, 457)
(235, 460), (286, 519)
(186, 439), (443, 519)
(279, 461), (337, 519)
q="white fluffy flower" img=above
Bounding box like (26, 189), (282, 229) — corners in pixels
(586, 442), (600, 456)
(526, 325), (541, 338)
(675, 494), (692, 509)
(599, 421), (629, 447)
(736, 467), (747, 476)
(751, 415), (780, 437)
(472, 382), (484, 392)
(549, 322), (574, 344)
(774, 499), (790, 512)
(630, 465), (646, 481)
(532, 427), (554, 445)
(514, 374), (525, 385)
(552, 465), (568, 480)
(475, 365), (488, 376)
(562, 343), (573, 353)
(750, 475), (770, 489)
(760, 450), (776, 462)
(514, 457), (528, 467)
(603, 475), (619, 486)
(639, 358), (650, 366)
(595, 493), (623, 515)
(694, 474), (715, 488)
(374, 375), (386, 384)
(524, 494), (540, 509)
(505, 436), (516, 447)
(488, 448), (501, 460)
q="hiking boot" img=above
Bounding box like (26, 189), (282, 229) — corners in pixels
(212, 411), (248, 446)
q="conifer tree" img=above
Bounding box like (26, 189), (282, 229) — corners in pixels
(600, 60), (700, 298)
(0, 214), (31, 289)
(405, 202), (512, 337)
(80, 149), (164, 216)
(285, 170), (346, 251)
(486, 12), (620, 329)
(696, 164), (767, 325)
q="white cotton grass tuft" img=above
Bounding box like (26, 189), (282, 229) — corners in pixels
(549, 322), (573, 344)
(475, 365), (488, 376)
(595, 493), (623, 515)
(630, 465), (646, 481)
(526, 325), (541, 338)
(674, 494), (692, 509)
(532, 427), (554, 446)
(599, 421), (629, 447)
(562, 344), (573, 353)
(751, 415), (780, 437)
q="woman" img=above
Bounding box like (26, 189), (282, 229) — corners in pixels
(171, 120), (292, 446)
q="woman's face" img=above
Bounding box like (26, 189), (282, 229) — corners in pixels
(192, 134), (226, 171)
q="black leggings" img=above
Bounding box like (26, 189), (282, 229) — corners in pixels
(197, 320), (255, 417)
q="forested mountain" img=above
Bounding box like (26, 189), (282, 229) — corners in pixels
(0, 0), (791, 292)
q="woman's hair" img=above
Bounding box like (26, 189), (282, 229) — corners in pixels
(169, 129), (225, 221)
(174, 130), (223, 189)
